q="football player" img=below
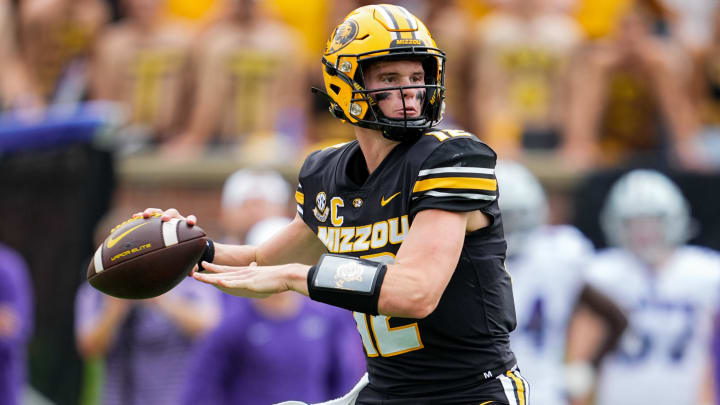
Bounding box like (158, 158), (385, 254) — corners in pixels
(497, 160), (627, 405)
(140, 5), (527, 403)
(569, 169), (720, 405)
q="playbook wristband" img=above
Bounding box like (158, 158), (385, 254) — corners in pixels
(307, 254), (387, 315)
(197, 238), (215, 270)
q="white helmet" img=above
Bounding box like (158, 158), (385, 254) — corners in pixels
(496, 160), (548, 256)
(600, 169), (691, 261)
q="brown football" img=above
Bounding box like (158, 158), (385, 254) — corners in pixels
(87, 215), (207, 299)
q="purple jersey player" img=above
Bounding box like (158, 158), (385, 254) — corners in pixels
(0, 243), (33, 405)
(180, 297), (365, 404)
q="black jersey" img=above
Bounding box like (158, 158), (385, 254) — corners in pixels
(295, 129), (517, 397)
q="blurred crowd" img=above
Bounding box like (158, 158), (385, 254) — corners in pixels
(2, 0), (720, 171)
(3, 0), (720, 404)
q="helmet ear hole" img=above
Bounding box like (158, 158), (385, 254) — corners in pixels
(329, 84), (341, 95)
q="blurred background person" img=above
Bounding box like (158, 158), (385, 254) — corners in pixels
(180, 216), (366, 405)
(217, 167), (293, 245)
(0, 243), (33, 405)
(563, 0), (704, 171)
(162, 0), (307, 163)
(470, 0), (583, 160)
(496, 160), (627, 405)
(90, 0), (193, 150)
(420, 0), (475, 130)
(569, 169), (720, 405)
(17, 0), (108, 105)
(74, 213), (222, 405)
(0, 0), (42, 112)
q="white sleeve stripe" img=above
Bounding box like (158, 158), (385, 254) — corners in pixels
(412, 190), (496, 200)
(162, 218), (180, 247)
(418, 167), (495, 176)
(297, 205), (304, 215)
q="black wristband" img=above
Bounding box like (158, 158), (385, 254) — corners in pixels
(307, 254), (387, 315)
(198, 238), (215, 270)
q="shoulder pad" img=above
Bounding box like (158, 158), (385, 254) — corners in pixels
(299, 141), (355, 180)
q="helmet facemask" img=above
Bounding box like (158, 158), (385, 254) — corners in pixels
(318, 46), (446, 142)
(316, 4), (447, 141)
(352, 51), (446, 141)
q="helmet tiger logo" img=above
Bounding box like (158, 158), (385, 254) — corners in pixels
(325, 19), (359, 55)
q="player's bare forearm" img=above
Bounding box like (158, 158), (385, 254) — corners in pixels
(211, 216), (326, 267)
(212, 243), (257, 267)
(255, 214), (328, 266)
(377, 209), (466, 319)
(193, 216), (321, 298)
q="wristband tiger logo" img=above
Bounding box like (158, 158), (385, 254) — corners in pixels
(335, 262), (365, 289)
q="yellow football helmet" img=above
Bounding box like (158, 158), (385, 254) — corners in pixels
(315, 4), (446, 141)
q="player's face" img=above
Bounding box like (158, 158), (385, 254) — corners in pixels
(622, 216), (669, 265)
(364, 60), (425, 119)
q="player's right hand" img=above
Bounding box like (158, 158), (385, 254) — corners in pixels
(133, 208), (197, 226)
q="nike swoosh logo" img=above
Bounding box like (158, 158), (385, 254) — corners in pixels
(106, 222), (149, 248)
(381, 192), (401, 207)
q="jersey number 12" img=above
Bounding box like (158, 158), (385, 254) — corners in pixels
(353, 253), (424, 357)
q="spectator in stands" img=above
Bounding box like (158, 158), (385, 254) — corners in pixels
(162, 0), (308, 163)
(218, 168), (293, 245)
(563, 0), (705, 170)
(469, 0), (583, 159)
(422, 0), (475, 130)
(17, 0), (108, 104)
(90, 0), (193, 148)
(0, 0), (42, 112)
(180, 217), (366, 405)
(0, 243), (33, 405)
(74, 214), (222, 405)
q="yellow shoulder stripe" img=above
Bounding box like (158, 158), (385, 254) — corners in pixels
(413, 177), (497, 193)
(295, 191), (304, 205)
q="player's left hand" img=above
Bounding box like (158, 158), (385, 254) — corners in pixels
(193, 262), (310, 298)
